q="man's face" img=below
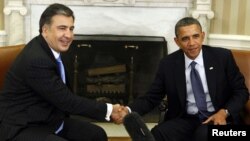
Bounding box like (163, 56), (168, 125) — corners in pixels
(174, 24), (205, 60)
(42, 15), (75, 53)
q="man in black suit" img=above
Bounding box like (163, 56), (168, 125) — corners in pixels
(0, 3), (122, 141)
(115, 17), (249, 141)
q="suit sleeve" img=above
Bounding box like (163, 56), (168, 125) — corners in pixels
(24, 56), (107, 121)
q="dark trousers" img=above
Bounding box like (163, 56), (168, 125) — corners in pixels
(151, 116), (207, 141)
(13, 118), (107, 141)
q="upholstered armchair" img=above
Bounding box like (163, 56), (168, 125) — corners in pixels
(0, 44), (25, 90)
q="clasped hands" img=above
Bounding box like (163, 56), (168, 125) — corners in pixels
(111, 104), (129, 124)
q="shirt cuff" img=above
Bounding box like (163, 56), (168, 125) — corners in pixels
(126, 106), (132, 113)
(105, 103), (113, 121)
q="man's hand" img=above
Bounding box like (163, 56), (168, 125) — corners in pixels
(202, 109), (228, 125)
(111, 104), (129, 124)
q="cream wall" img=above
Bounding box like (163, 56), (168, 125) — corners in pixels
(0, 0), (3, 30)
(210, 0), (250, 35)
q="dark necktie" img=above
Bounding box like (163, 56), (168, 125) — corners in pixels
(190, 61), (208, 120)
(55, 55), (65, 134)
(56, 56), (66, 83)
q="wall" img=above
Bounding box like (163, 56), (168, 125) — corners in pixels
(207, 0), (250, 50)
(0, 0), (5, 46)
(0, 0), (3, 30)
(210, 0), (250, 35)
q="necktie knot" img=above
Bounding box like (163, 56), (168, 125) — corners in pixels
(57, 56), (62, 63)
(190, 61), (197, 69)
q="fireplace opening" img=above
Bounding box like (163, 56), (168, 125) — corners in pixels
(62, 34), (167, 106)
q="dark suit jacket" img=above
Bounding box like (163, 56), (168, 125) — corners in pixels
(129, 45), (249, 123)
(0, 35), (107, 140)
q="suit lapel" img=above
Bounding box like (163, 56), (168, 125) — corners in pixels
(174, 51), (187, 111)
(38, 35), (69, 85)
(202, 47), (217, 107)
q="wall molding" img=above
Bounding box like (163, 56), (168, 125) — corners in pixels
(208, 34), (250, 50)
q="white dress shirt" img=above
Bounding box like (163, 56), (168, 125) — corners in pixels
(184, 49), (215, 115)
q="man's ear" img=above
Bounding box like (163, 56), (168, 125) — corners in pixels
(201, 31), (205, 41)
(42, 24), (49, 34)
(174, 37), (180, 47)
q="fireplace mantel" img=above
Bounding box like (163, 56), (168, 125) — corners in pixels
(23, 0), (193, 7)
(2, 0), (214, 53)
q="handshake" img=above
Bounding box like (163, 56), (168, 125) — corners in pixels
(110, 105), (157, 141)
(110, 104), (130, 124)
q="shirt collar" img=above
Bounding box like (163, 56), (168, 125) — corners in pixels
(184, 49), (204, 69)
(50, 48), (60, 60)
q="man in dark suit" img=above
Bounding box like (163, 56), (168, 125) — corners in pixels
(0, 3), (122, 141)
(115, 17), (249, 141)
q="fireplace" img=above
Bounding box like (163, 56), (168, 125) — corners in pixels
(63, 34), (167, 105)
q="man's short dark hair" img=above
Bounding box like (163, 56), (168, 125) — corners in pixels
(39, 3), (75, 33)
(175, 17), (202, 37)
